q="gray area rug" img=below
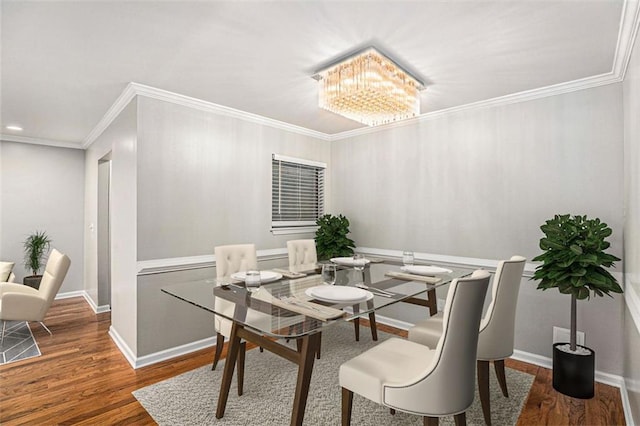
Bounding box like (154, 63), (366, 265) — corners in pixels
(134, 323), (534, 425)
(0, 321), (41, 365)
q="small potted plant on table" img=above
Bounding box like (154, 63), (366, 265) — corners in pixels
(532, 214), (622, 398)
(23, 230), (52, 289)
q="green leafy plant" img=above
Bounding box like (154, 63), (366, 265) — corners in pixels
(532, 214), (622, 351)
(23, 231), (52, 276)
(315, 214), (356, 260)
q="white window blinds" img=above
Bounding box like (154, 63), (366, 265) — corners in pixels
(272, 154), (325, 229)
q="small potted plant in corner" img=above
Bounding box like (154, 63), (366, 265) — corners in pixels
(23, 230), (52, 289)
(315, 214), (356, 260)
(532, 214), (622, 399)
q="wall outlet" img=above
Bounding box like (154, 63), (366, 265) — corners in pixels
(553, 326), (585, 346)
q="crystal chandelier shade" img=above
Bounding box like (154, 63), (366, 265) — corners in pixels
(315, 48), (424, 126)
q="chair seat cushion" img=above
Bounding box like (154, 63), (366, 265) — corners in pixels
(407, 312), (444, 348)
(339, 337), (436, 404)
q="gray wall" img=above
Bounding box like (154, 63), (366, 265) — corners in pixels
(134, 97), (330, 355)
(136, 97), (329, 260)
(0, 141), (85, 293)
(331, 84), (625, 375)
(84, 100), (139, 352)
(623, 22), (640, 425)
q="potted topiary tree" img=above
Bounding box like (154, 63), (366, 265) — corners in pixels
(23, 230), (52, 289)
(315, 214), (356, 260)
(532, 214), (622, 398)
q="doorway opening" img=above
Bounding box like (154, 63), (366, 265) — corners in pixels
(97, 154), (112, 310)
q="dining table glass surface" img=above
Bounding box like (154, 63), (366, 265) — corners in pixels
(161, 260), (470, 339)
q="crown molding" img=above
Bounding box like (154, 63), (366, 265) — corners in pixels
(613, 0), (640, 80)
(28, 0), (640, 149)
(0, 133), (84, 149)
(82, 82), (138, 149)
(329, 71), (622, 141)
(330, 0), (640, 141)
(130, 82), (331, 141)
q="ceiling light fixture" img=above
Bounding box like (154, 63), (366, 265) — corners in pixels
(6, 125), (23, 131)
(313, 47), (425, 127)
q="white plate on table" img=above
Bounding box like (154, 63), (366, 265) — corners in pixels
(401, 265), (452, 276)
(230, 271), (283, 283)
(305, 286), (373, 303)
(330, 257), (371, 267)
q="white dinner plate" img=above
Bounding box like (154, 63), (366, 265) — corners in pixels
(330, 257), (372, 267)
(401, 265), (453, 276)
(305, 285), (373, 303)
(230, 271), (283, 283)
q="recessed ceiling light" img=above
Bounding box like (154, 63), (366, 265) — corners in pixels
(6, 125), (23, 131)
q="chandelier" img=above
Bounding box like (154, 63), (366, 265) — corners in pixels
(313, 47), (424, 127)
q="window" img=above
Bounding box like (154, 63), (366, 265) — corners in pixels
(271, 154), (326, 234)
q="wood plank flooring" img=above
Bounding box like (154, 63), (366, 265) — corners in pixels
(0, 297), (626, 425)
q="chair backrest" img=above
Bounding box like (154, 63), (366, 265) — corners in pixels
(286, 239), (318, 267)
(38, 249), (71, 318)
(477, 255), (526, 360)
(0, 261), (14, 282)
(383, 270), (490, 415)
(214, 244), (257, 278)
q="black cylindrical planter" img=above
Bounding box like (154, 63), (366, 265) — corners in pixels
(552, 343), (595, 399)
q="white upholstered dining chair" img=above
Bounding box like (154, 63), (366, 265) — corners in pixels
(0, 249), (71, 344)
(286, 239), (379, 344)
(340, 270), (491, 426)
(211, 244), (257, 372)
(408, 256), (526, 426)
(286, 239), (318, 267)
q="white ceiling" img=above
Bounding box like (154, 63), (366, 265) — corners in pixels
(1, 0), (637, 148)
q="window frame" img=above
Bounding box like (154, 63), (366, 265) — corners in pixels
(271, 154), (326, 235)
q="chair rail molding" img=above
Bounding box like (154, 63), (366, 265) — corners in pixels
(136, 247), (289, 275)
(356, 247), (538, 277)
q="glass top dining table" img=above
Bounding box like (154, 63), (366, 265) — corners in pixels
(161, 260), (470, 339)
(161, 259), (471, 426)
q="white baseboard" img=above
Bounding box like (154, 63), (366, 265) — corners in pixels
(108, 325), (137, 369)
(56, 290), (86, 299)
(621, 380), (636, 426)
(82, 292), (110, 314)
(134, 337), (216, 369)
(56, 290), (110, 314)
(109, 325), (216, 370)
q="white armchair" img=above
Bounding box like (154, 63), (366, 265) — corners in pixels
(0, 249), (70, 343)
(0, 261), (15, 283)
(340, 270), (491, 425)
(408, 256), (526, 425)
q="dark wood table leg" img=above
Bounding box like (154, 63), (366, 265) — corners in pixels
(426, 289), (437, 316)
(216, 322), (241, 419)
(237, 341), (246, 396)
(368, 312), (378, 341)
(290, 332), (322, 426)
(353, 317), (360, 341)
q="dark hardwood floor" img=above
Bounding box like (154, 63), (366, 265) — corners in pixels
(0, 297), (626, 425)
